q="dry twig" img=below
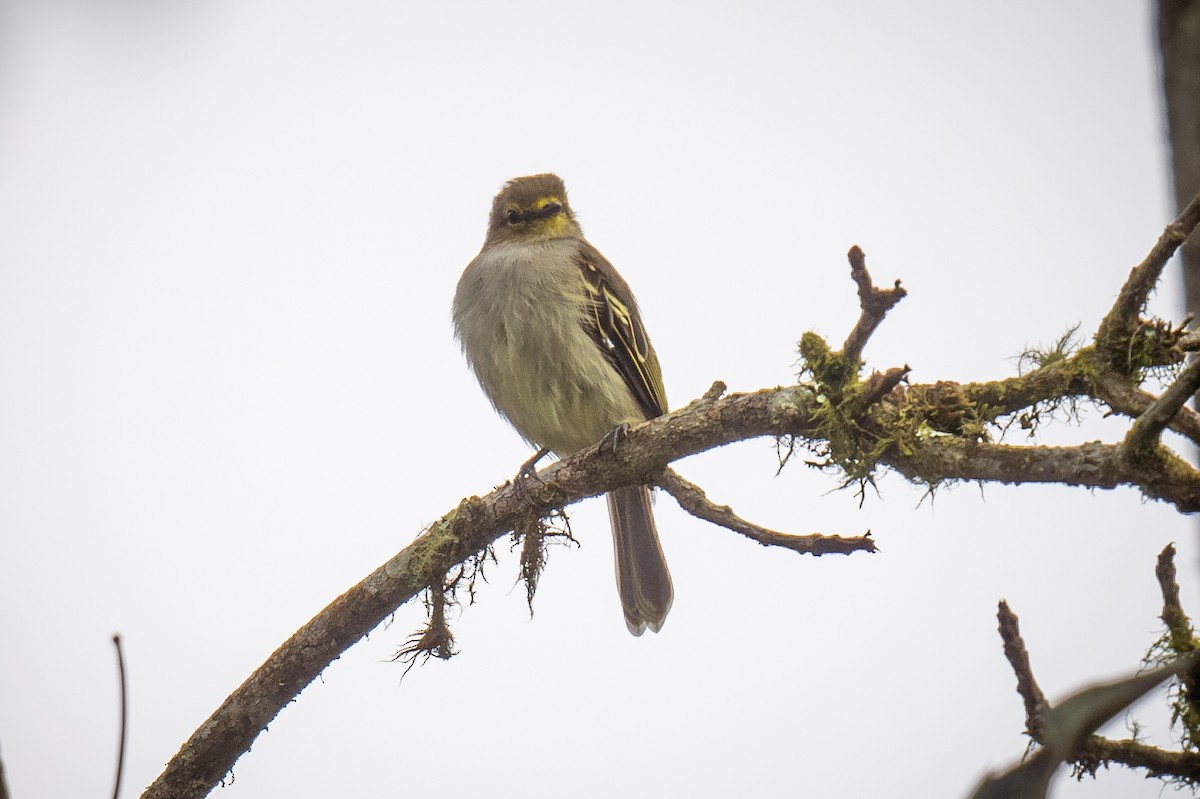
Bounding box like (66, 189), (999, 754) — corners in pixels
(840, 245), (907, 364)
(994, 563), (1200, 787)
(655, 468), (875, 556)
(997, 600), (1047, 737)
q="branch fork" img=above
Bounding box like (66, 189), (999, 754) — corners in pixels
(142, 195), (1200, 799)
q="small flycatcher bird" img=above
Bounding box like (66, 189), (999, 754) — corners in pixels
(452, 174), (673, 635)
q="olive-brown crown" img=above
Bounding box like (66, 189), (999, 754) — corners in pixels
(485, 173), (582, 242)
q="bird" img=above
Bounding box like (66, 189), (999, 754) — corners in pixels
(452, 173), (673, 635)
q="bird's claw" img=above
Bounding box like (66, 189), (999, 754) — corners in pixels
(598, 423), (631, 455)
(512, 447), (550, 503)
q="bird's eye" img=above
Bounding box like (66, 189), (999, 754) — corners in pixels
(542, 201), (562, 215)
(506, 209), (522, 225)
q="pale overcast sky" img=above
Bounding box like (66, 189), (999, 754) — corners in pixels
(0, 2), (1191, 798)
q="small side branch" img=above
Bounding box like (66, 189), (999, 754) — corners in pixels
(655, 468), (876, 556)
(998, 600), (1047, 736)
(850, 366), (910, 413)
(991, 560), (1200, 790)
(1098, 192), (1200, 346)
(1124, 357), (1200, 452)
(112, 634), (128, 799)
(1092, 370), (1200, 445)
(888, 438), (1200, 513)
(840, 245), (907, 364)
(1179, 331), (1200, 351)
(1152, 543), (1200, 754)
(1157, 543), (1191, 637)
(1074, 735), (1200, 781)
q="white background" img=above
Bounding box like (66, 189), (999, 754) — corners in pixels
(0, 2), (1194, 797)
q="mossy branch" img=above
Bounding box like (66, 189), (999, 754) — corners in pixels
(143, 195), (1200, 799)
(1097, 191), (1200, 353)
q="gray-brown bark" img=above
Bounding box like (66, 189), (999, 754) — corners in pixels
(142, 196), (1200, 799)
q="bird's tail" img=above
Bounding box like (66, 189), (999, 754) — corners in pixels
(607, 485), (673, 635)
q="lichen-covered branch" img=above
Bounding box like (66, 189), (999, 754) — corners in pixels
(1125, 357), (1200, 451)
(1151, 544), (1200, 755)
(994, 598), (1200, 789)
(1073, 735), (1200, 782)
(140, 382), (833, 799)
(1097, 191), (1200, 353)
(144, 196), (1200, 799)
(885, 438), (1200, 512)
(988, 550), (1200, 792)
(1092, 370), (1200, 445)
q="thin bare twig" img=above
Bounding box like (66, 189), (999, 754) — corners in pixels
(112, 634), (128, 799)
(1157, 544), (1190, 636)
(655, 468), (876, 556)
(840, 245), (907, 364)
(998, 600), (1047, 736)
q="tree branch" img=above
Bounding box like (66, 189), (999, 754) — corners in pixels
(1092, 370), (1200, 445)
(955, 361), (1091, 420)
(887, 438), (1200, 512)
(143, 198), (1200, 798)
(1074, 735), (1200, 781)
(655, 468), (876, 555)
(1151, 542), (1200, 759)
(1179, 330), (1200, 351)
(839, 245), (907, 365)
(140, 383), (834, 799)
(1157, 543), (1190, 637)
(112, 634), (128, 799)
(993, 558), (1200, 788)
(998, 600), (1048, 737)
(1097, 192), (1200, 352)
(1124, 357), (1200, 452)
(143, 388), (1200, 797)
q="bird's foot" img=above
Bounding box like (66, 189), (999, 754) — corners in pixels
(512, 447), (551, 503)
(598, 423), (631, 455)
